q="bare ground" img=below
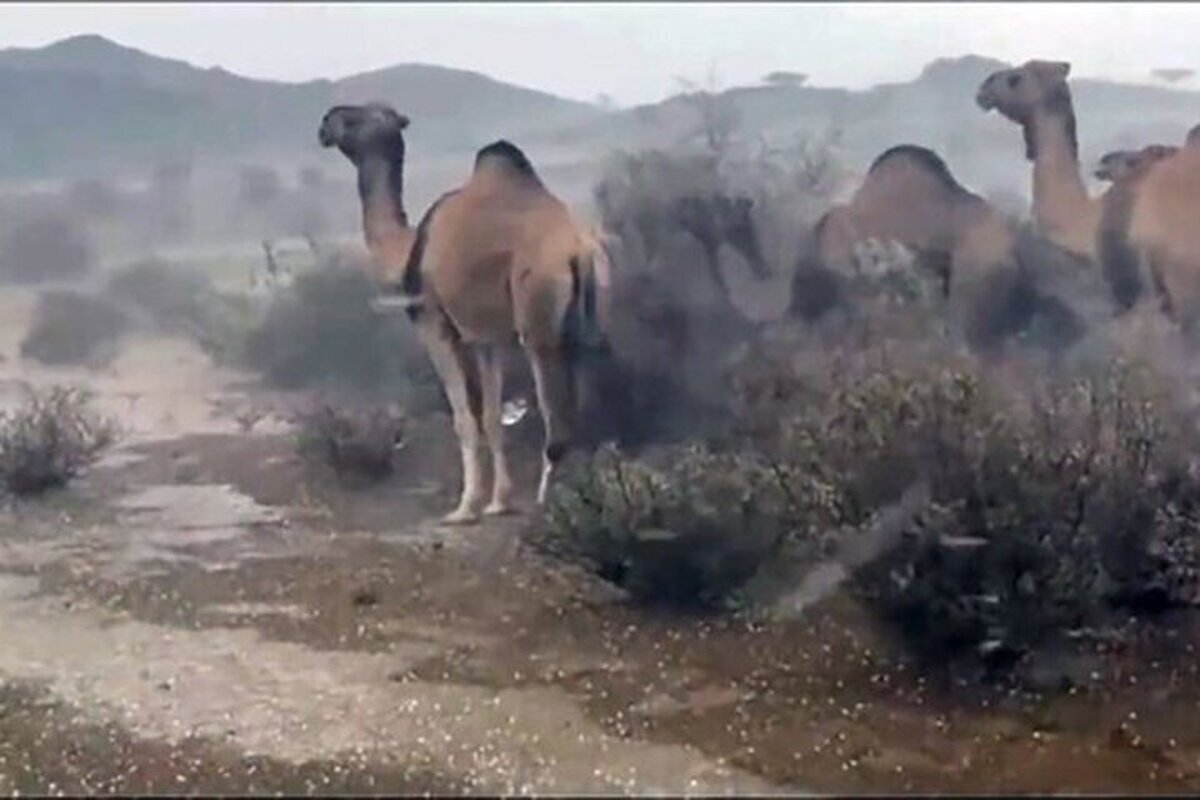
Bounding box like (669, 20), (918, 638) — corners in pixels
(0, 302), (1198, 793)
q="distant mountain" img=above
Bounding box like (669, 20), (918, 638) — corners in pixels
(3, 37), (1200, 204)
(0, 35), (599, 180)
(571, 54), (1200, 201)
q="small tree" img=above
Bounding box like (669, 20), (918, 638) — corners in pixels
(763, 70), (808, 88)
(675, 68), (742, 160)
(1152, 67), (1194, 85)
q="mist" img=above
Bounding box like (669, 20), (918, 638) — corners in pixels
(1, 6), (1200, 795)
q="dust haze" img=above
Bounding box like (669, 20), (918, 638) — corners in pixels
(2, 6), (1200, 795)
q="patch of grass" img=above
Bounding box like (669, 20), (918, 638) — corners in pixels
(20, 290), (130, 368)
(0, 385), (118, 496)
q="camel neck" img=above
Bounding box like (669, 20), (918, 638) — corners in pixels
(357, 151), (409, 235)
(1027, 107), (1095, 257)
(355, 151), (412, 283)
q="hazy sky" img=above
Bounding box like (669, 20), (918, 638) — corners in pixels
(4, 3), (1199, 105)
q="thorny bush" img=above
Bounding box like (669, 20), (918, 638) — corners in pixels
(539, 443), (804, 611)
(0, 385), (118, 496)
(242, 262), (439, 405)
(293, 398), (408, 485)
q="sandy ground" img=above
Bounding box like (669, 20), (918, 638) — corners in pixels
(0, 281), (1199, 794)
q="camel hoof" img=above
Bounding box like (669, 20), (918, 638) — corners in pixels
(439, 508), (480, 526)
(483, 501), (519, 517)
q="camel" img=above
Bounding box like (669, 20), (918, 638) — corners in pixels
(1188, 124), (1200, 149)
(1095, 145), (1180, 183)
(789, 147), (1018, 333)
(976, 60), (1102, 261)
(317, 103), (416, 285)
(345, 132), (611, 523)
(1098, 141), (1200, 331)
(788, 144), (1096, 351)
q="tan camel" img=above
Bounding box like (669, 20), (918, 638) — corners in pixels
(1093, 145), (1181, 311)
(1188, 124), (1200, 149)
(318, 103), (416, 284)
(361, 138), (610, 523)
(976, 60), (1102, 261)
(1098, 142), (1200, 330)
(1095, 145), (1179, 183)
(789, 146), (1021, 328)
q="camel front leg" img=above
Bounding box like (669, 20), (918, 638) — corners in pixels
(418, 322), (486, 524)
(475, 344), (517, 515)
(525, 344), (577, 506)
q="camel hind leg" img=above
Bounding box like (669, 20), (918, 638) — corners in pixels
(416, 318), (486, 524)
(525, 344), (578, 506)
(475, 344), (517, 515)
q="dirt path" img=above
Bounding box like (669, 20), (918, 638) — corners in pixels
(0, 288), (1199, 792)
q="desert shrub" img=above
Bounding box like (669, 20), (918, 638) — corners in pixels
(0, 214), (95, 284)
(293, 398), (407, 484)
(20, 290), (130, 368)
(242, 264), (438, 403)
(742, 342), (1200, 661)
(588, 125), (851, 449)
(539, 443), (820, 611)
(0, 385), (118, 496)
(102, 257), (257, 365)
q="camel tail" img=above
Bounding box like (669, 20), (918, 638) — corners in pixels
(564, 251), (607, 356)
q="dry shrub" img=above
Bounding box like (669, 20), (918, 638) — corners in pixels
(20, 290), (129, 368)
(293, 398), (407, 484)
(0, 385), (118, 496)
(590, 135), (842, 446)
(539, 443), (802, 611)
(0, 214), (95, 284)
(243, 264), (438, 405)
(103, 258), (256, 365)
(105, 258), (213, 328)
(741, 337), (1200, 661)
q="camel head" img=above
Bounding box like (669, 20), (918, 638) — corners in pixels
(1188, 124), (1200, 149)
(1095, 149), (1142, 182)
(318, 103), (410, 163)
(976, 60), (1073, 160)
(1096, 144), (1179, 181)
(976, 60), (1071, 122)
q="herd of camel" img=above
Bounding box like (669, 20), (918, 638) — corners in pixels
(317, 58), (1200, 524)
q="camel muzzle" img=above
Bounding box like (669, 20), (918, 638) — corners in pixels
(975, 90), (995, 111)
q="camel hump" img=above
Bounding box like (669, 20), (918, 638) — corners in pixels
(474, 140), (539, 179)
(868, 144), (972, 195)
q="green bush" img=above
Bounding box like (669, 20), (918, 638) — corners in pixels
(755, 347), (1200, 660)
(540, 443), (811, 610)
